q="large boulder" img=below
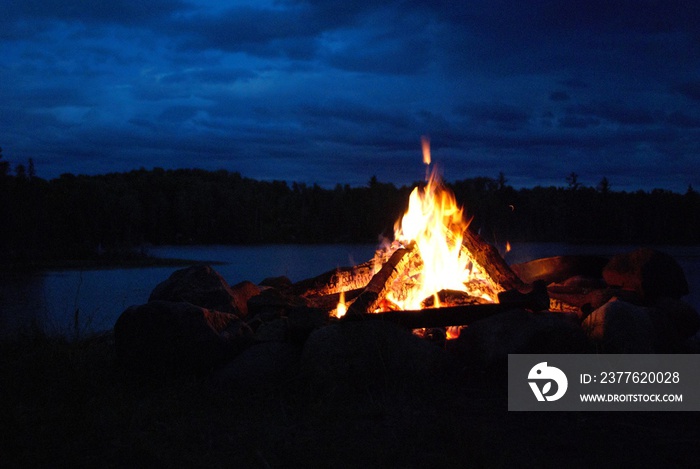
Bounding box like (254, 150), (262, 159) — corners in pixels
(602, 248), (689, 302)
(114, 301), (253, 376)
(212, 341), (302, 393)
(230, 280), (262, 318)
(298, 320), (456, 406)
(149, 265), (240, 315)
(582, 299), (655, 353)
(451, 310), (589, 376)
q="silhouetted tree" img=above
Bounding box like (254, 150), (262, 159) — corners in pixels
(497, 172), (507, 191)
(14, 164), (26, 180)
(28, 158), (36, 180)
(0, 147), (9, 177)
(566, 172), (580, 190)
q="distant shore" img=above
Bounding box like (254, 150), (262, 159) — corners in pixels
(0, 254), (224, 272)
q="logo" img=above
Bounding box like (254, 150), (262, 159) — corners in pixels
(528, 362), (568, 401)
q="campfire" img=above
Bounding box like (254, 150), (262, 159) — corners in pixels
(114, 140), (697, 379)
(297, 138), (534, 339)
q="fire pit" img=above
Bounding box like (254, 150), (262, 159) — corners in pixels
(114, 140), (699, 379)
(297, 138), (533, 339)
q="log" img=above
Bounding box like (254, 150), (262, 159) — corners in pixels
(291, 260), (376, 297)
(341, 303), (531, 329)
(510, 255), (608, 285)
(341, 280), (549, 329)
(345, 247), (416, 317)
(458, 229), (525, 291)
(305, 287), (364, 311)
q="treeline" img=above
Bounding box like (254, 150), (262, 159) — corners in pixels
(1, 163), (698, 262)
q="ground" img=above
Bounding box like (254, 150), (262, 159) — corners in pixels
(1, 332), (698, 468)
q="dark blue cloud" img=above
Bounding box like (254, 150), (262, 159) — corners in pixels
(0, 0), (699, 193)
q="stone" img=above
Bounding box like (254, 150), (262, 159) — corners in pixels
(602, 248), (689, 302)
(451, 309), (589, 375)
(286, 306), (329, 344)
(212, 341), (302, 393)
(582, 299), (655, 353)
(511, 255), (608, 285)
(149, 265), (240, 315)
(114, 301), (253, 376)
(654, 297), (700, 341)
(299, 321), (456, 404)
(230, 280), (262, 318)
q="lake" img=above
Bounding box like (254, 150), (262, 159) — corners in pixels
(1, 243), (698, 339)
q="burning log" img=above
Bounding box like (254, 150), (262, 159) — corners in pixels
(292, 260), (377, 297)
(341, 281), (549, 329)
(344, 304), (520, 329)
(345, 246), (416, 317)
(458, 229), (524, 292)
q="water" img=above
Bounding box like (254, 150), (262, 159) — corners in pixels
(0, 243), (698, 338)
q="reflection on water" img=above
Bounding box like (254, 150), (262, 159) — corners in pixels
(0, 243), (698, 338)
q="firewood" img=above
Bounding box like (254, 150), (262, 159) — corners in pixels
(345, 246), (416, 317)
(341, 281), (549, 329)
(458, 229), (524, 291)
(292, 260), (376, 297)
(305, 287), (364, 311)
(341, 303), (528, 329)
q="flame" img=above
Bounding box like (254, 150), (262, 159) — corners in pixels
(421, 135), (431, 166)
(506, 241), (511, 253)
(334, 290), (347, 319)
(386, 139), (501, 312)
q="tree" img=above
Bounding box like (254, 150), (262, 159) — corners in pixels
(497, 171), (507, 191)
(566, 172), (580, 190)
(597, 176), (610, 195)
(15, 163), (26, 180)
(0, 147), (8, 177)
(28, 158), (36, 180)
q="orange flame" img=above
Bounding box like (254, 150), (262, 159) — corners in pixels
(421, 135), (431, 166)
(389, 171), (470, 309)
(387, 139), (501, 311)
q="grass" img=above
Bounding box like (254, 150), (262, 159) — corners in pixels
(2, 330), (700, 468)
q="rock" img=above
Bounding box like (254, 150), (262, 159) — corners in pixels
(602, 248), (689, 302)
(212, 341), (302, 393)
(259, 276), (292, 289)
(149, 265), (240, 315)
(654, 297), (700, 341)
(286, 306), (329, 344)
(114, 301), (253, 376)
(582, 299), (655, 353)
(511, 255), (608, 285)
(299, 321), (456, 405)
(247, 287), (309, 321)
(230, 280), (261, 318)
(451, 310), (589, 376)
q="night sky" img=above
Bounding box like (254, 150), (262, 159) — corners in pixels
(2, 0), (700, 192)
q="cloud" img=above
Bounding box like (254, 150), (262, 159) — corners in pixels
(673, 82), (700, 101)
(0, 0), (698, 194)
(3, 0), (186, 26)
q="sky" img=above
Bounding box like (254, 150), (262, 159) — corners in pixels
(1, 0), (700, 192)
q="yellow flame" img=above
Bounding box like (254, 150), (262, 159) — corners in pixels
(334, 291), (347, 318)
(391, 165), (475, 309)
(506, 241), (511, 253)
(385, 139), (501, 314)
